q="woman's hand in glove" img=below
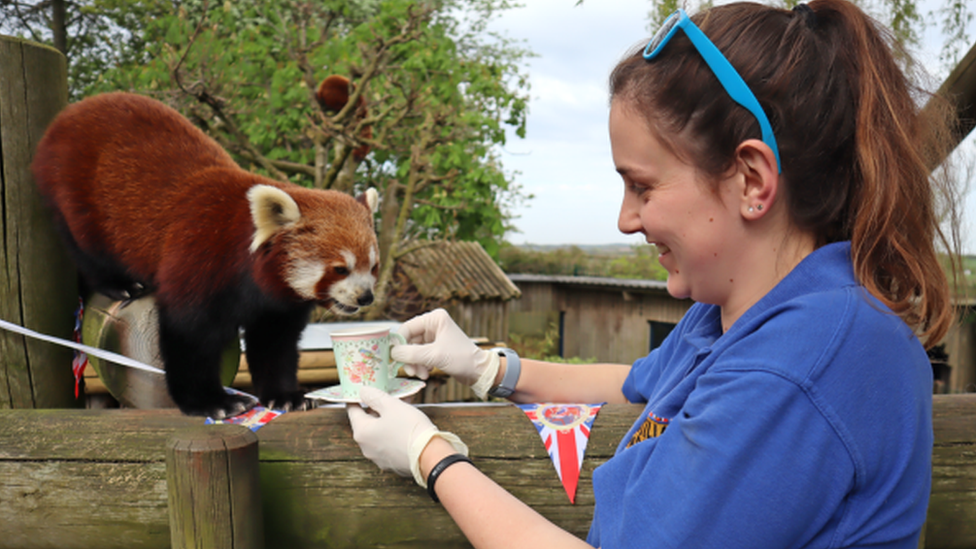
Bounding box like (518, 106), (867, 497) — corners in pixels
(346, 385), (467, 486)
(391, 308), (499, 398)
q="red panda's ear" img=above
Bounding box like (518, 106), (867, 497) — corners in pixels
(356, 188), (379, 216)
(248, 185), (301, 252)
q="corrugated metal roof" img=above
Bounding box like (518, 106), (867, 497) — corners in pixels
(507, 273), (670, 292)
(399, 241), (522, 302)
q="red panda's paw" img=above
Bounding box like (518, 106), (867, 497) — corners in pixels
(91, 281), (151, 302)
(261, 389), (311, 412)
(179, 391), (258, 419)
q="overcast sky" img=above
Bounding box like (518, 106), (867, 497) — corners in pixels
(488, 0), (976, 252)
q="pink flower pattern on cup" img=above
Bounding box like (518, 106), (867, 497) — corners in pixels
(341, 343), (380, 384)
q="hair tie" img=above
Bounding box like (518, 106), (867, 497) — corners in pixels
(793, 3), (817, 29)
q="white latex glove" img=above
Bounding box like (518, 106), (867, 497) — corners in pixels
(347, 385), (468, 487)
(391, 308), (500, 399)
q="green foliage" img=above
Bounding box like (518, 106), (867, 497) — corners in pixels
(938, 0), (973, 66)
(0, 0), (173, 99)
(498, 243), (668, 281)
(953, 254), (976, 298)
(1, 0), (534, 315)
(507, 322), (593, 363)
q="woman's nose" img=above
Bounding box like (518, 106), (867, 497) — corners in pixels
(617, 195), (642, 235)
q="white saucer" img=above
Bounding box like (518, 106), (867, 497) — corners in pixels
(306, 378), (426, 404)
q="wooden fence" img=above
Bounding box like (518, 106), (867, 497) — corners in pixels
(0, 395), (973, 548)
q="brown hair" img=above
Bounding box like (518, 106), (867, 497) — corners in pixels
(609, 0), (959, 347)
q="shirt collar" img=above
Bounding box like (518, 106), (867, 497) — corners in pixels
(730, 241), (855, 334)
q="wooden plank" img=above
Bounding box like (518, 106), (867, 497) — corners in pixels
(0, 396), (971, 547)
(925, 393), (976, 549)
(0, 409), (194, 548)
(0, 404), (640, 547)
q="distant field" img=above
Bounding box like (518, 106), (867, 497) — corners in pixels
(505, 245), (976, 292)
(500, 243), (667, 280)
(513, 243), (638, 255)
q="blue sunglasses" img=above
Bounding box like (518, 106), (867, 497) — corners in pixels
(644, 9), (782, 173)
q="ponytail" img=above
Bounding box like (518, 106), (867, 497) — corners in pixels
(820, 0), (958, 346)
(609, 0), (959, 347)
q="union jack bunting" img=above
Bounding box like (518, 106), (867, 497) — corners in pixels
(518, 403), (604, 503)
(205, 406), (285, 431)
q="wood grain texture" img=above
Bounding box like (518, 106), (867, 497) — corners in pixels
(166, 425), (263, 549)
(0, 35), (78, 409)
(0, 397), (972, 548)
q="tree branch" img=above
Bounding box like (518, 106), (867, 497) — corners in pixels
(169, 2), (289, 182)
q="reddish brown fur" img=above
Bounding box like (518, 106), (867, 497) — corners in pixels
(33, 92), (375, 307)
(31, 92), (378, 416)
(316, 75), (372, 161)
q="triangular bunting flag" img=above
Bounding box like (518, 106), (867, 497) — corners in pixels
(205, 406), (285, 431)
(204, 389), (286, 431)
(518, 403), (604, 503)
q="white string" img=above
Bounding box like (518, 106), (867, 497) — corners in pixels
(0, 317), (165, 375)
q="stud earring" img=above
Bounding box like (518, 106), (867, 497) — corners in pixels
(757, 204), (764, 211)
(748, 206), (754, 213)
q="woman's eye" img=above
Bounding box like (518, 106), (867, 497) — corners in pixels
(335, 266), (349, 276)
(627, 182), (649, 197)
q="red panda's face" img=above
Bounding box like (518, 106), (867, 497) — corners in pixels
(248, 185), (379, 314)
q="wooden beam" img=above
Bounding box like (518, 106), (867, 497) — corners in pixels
(924, 39), (976, 167)
(0, 396), (973, 548)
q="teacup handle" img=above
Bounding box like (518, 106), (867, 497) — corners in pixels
(389, 332), (407, 380)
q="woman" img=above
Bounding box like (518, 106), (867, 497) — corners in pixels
(347, 1), (958, 547)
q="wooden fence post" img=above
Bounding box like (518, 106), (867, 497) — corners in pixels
(166, 424), (265, 549)
(0, 34), (78, 409)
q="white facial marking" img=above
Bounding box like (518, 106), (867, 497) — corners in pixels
(286, 259), (326, 300)
(329, 248), (377, 309)
(369, 246), (378, 269)
(341, 250), (357, 271)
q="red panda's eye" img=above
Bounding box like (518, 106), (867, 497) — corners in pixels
(334, 266), (349, 276)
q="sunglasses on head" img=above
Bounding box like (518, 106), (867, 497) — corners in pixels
(644, 9), (782, 173)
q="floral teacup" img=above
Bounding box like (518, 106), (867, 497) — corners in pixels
(331, 327), (407, 399)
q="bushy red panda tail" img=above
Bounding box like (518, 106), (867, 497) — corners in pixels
(316, 75), (371, 161)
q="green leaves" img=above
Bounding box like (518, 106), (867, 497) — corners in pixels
(29, 0), (532, 313)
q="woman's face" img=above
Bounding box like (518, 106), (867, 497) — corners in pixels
(610, 99), (744, 306)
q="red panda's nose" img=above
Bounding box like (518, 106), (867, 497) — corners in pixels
(357, 291), (374, 307)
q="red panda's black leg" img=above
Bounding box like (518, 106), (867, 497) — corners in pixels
(243, 304), (313, 411)
(157, 306), (256, 417)
(48, 210), (151, 301)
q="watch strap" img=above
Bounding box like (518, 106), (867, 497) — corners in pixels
(488, 347), (521, 398)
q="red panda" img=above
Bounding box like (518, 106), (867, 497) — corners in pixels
(316, 75), (372, 161)
(31, 91), (379, 418)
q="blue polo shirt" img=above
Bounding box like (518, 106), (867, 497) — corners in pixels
(588, 242), (933, 548)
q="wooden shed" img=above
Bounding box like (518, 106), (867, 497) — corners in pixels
(508, 273), (976, 394)
(393, 240), (522, 343)
(506, 274), (693, 365)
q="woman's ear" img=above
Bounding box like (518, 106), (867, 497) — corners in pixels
(735, 139), (780, 220)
